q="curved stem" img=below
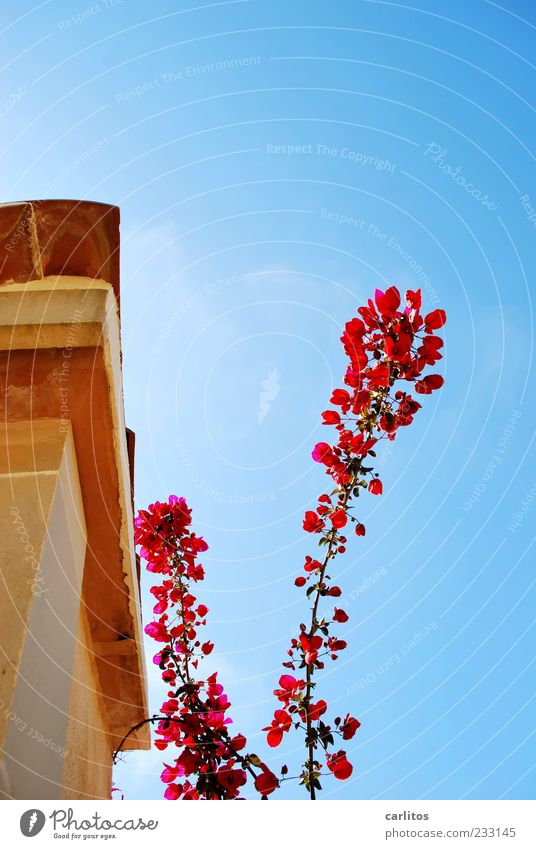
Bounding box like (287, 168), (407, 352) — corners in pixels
(113, 714), (260, 786)
(113, 716), (178, 764)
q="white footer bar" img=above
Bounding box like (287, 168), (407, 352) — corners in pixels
(3, 799), (535, 848)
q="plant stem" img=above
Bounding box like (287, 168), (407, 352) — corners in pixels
(303, 482), (353, 799)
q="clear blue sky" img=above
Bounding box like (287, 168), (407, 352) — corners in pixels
(2, 0), (535, 800)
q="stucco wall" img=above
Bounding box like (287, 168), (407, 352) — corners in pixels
(0, 421), (87, 800)
(61, 607), (113, 800)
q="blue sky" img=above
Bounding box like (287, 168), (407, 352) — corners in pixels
(2, 0), (535, 800)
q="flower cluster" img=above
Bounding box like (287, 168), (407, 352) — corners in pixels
(265, 287), (446, 798)
(136, 496), (278, 800)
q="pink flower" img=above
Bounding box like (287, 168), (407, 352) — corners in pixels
(144, 621), (169, 642)
(312, 442), (337, 467)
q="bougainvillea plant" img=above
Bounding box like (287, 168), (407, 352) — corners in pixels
(263, 286), (446, 798)
(115, 285), (445, 800)
(113, 495), (279, 799)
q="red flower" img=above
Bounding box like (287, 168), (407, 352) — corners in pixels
(322, 410), (341, 425)
(229, 733), (247, 751)
(295, 576), (306, 587)
(188, 534), (209, 553)
(330, 388), (351, 408)
(196, 604), (208, 618)
(349, 432), (377, 456)
(380, 413), (397, 433)
(329, 638), (347, 653)
(341, 316), (365, 346)
(424, 308), (446, 331)
(263, 710), (292, 747)
(255, 764), (279, 796)
(375, 286), (401, 316)
(201, 641), (214, 655)
(368, 478), (383, 495)
(384, 332), (412, 360)
(405, 289), (422, 312)
(358, 299), (379, 327)
(333, 608), (349, 623)
(300, 633), (323, 665)
(161, 698), (178, 716)
(303, 510), (325, 533)
(160, 764), (179, 784)
(164, 783), (182, 800)
(187, 563), (204, 581)
(326, 750), (353, 780)
(274, 674), (305, 705)
(176, 748), (201, 776)
(367, 362), (390, 388)
(308, 699), (327, 721)
(331, 509), (347, 529)
(181, 783), (199, 801)
(340, 714), (361, 740)
(341, 329), (368, 372)
(415, 374), (444, 394)
(418, 335), (443, 365)
(355, 522), (366, 536)
(352, 389), (371, 414)
(217, 765), (247, 794)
